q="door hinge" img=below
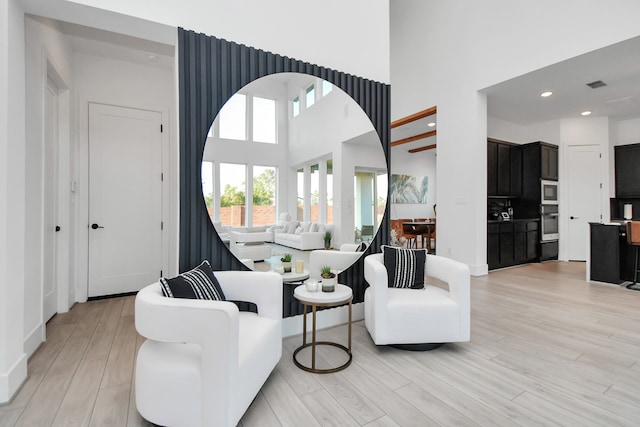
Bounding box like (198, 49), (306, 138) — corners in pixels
(161, 221), (164, 230)
(161, 172), (164, 181)
(160, 124), (163, 133)
(599, 153), (602, 158)
(160, 270), (163, 277)
(600, 183), (603, 189)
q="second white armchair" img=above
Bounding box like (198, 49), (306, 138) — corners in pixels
(364, 252), (470, 347)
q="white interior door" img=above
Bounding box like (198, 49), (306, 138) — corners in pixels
(567, 145), (602, 261)
(88, 103), (163, 297)
(43, 78), (59, 321)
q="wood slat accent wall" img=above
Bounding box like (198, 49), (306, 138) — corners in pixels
(177, 28), (390, 315)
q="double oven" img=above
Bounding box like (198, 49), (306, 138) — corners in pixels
(540, 180), (559, 241)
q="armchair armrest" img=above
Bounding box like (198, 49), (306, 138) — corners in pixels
(215, 271), (283, 321)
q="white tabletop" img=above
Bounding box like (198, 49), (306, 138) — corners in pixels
(294, 284), (352, 304)
(280, 270), (309, 283)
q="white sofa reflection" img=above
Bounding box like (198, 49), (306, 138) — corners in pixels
(274, 221), (332, 250)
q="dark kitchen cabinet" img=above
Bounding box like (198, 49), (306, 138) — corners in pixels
(487, 139), (522, 197)
(615, 143), (640, 197)
(514, 220), (539, 263)
(518, 141), (559, 218)
(487, 223), (500, 268)
(541, 144), (559, 180)
(487, 142), (498, 196)
(488, 219), (539, 270)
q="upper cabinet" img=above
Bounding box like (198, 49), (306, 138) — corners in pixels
(541, 144), (559, 181)
(615, 143), (640, 198)
(487, 138), (522, 197)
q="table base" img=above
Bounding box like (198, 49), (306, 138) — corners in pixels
(293, 342), (352, 374)
(293, 299), (352, 374)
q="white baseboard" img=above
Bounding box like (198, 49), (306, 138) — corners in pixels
(282, 302), (364, 338)
(470, 263), (489, 276)
(24, 323), (44, 358)
(0, 353), (27, 404)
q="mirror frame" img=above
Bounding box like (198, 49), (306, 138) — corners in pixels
(178, 28), (390, 310)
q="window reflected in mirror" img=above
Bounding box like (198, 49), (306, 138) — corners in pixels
(202, 73), (387, 271)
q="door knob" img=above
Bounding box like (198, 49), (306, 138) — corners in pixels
(91, 223), (104, 230)
(570, 216), (579, 220)
(55, 226), (61, 232)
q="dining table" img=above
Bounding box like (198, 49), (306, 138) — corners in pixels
(402, 221), (435, 251)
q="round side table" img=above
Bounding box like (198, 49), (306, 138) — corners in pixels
(293, 284), (352, 374)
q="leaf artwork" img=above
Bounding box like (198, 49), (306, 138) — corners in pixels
(390, 174), (428, 204)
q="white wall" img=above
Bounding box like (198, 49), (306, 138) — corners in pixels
(23, 0), (390, 85)
(488, 116), (561, 145)
(391, 0), (640, 275)
(0, 0), (27, 404)
(73, 51), (175, 300)
(390, 143), (437, 219)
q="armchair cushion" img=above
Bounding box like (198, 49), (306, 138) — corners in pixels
(382, 245), (426, 289)
(159, 260), (226, 300)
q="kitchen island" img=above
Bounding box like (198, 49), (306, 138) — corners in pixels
(588, 222), (636, 284)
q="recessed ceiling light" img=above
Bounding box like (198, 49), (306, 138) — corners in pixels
(427, 122), (436, 127)
(540, 91), (553, 97)
(581, 110), (592, 116)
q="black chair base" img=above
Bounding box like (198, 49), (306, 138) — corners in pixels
(626, 282), (640, 291)
(390, 343), (443, 351)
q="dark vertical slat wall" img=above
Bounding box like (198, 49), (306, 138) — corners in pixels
(178, 28), (390, 316)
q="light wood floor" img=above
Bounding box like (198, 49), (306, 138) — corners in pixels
(2, 261), (640, 426)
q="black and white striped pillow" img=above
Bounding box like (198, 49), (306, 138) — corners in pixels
(382, 245), (426, 289)
(159, 260), (226, 300)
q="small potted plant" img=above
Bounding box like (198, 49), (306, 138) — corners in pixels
(320, 265), (336, 292)
(280, 253), (292, 272)
(324, 230), (332, 249)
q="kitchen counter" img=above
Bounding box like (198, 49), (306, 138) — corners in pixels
(488, 218), (540, 224)
(589, 222), (635, 284)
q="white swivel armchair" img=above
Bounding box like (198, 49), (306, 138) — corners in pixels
(364, 253), (470, 348)
(135, 271), (283, 427)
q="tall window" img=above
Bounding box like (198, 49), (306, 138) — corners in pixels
(322, 80), (333, 97)
(202, 161), (214, 220)
(326, 160), (333, 224)
(219, 163), (246, 226)
(306, 85), (315, 108)
(252, 166), (276, 226)
(297, 168), (304, 221)
(253, 97), (276, 144)
(219, 94), (246, 140)
(292, 96), (300, 117)
(310, 164), (320, 221)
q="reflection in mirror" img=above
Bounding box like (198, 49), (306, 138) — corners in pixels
(202, 73), (387, 271)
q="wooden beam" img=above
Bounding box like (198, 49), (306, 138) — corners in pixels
(391, 130), (436, 147)
(391, 106), (437, 128)
(408, 144), (437, 153)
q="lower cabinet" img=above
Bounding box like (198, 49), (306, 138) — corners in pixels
(488, 220), (539, 270)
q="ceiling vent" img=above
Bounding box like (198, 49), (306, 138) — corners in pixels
(586, 80), (607, 89)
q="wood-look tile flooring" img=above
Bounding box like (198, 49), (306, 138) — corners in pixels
(2, 261), (640, 426)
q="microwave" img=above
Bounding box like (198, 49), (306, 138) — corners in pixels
(541, 180), (558, 204)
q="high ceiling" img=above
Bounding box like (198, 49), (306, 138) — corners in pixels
(484, 35), (640, 126)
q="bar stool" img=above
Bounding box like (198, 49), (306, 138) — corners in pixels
(626, 221), (640, 291)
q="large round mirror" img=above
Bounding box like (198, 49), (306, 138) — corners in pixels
(202, 73), (387, 272)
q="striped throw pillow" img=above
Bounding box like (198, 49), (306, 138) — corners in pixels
(382, 245), (426, 289)
(159, 260), (226, 300)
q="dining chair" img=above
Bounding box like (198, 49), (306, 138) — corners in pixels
(414, 218), (432, 250)
(401, 222), (419, 248)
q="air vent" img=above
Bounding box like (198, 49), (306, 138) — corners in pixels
(586, 80), (607, 89)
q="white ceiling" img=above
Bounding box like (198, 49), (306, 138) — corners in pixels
(484, 35), (640, 125)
